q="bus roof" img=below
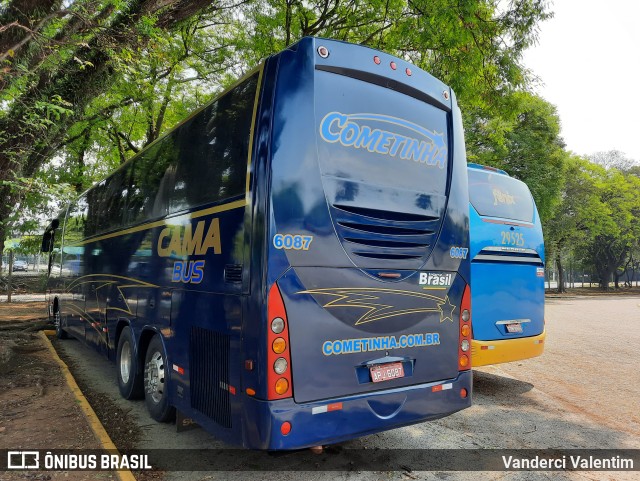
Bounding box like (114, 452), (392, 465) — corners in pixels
(467, 162), (508, 176)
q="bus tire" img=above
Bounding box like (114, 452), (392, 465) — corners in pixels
(116, 326), (144, 400)
(143, 335), (175, 423)
(53, 301), (68, 340)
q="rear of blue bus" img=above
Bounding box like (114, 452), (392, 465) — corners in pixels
(242, 38), (472, 449)
(467, 164), (546, 366)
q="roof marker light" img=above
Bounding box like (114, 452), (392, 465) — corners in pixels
(390, 61), (397, 70)
(317, 46), (329, 58)
(405, 68), (412, 76)
(373, 56), (381, 65)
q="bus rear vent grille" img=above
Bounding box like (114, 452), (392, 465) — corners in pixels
(331, 203), (441, 266)
(190, 327), (231, 428)
(224, 264), (243, 283)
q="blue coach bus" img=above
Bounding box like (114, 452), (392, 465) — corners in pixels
(42, 38), (472, 450)
(467, 163), (545, 366)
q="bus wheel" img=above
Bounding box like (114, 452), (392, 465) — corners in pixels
(143, 335), (175, 423)
(116, 326), (143, 400)
(53, 302), (67, 340)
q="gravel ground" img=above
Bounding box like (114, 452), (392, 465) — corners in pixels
(52, 296), (640, 481)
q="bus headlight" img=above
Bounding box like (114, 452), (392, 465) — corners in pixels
(274, 357), (288, 374)
(462, 309), (470, 322)
(460, 339), (470, 352)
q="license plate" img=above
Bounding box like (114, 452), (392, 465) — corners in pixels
(506, 323), (523, 333)
(370, 362), (405, 383)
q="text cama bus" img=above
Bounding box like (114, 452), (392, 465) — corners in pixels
(43, 38), (472, 450)
(467, 163), (546, 366)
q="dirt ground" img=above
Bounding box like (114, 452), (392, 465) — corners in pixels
(0, 305), (113, 481)
(0, 303), (48, 323)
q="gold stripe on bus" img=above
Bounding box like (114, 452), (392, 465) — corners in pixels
(246, 64), (265, 199)
(66, 198), (246, 247)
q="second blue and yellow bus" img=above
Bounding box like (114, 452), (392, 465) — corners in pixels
(467, 163), (545, 366)
(43, 38), (472, 450)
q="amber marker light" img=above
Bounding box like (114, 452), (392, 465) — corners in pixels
(272, 337), (286, 354)
(461, 324), (470, 337)
(246, 388), (256, 396)
(460, 388), (468, 399)
(275, 378), (289, 395)
(459, 354), (469, 369)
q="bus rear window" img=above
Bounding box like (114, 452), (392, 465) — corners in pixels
(468, 168), (534, 222)
(314, 71), (450, 195)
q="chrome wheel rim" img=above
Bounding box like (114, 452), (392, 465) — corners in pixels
(145, 351), (165, 404)
(120, 341), (132, 384)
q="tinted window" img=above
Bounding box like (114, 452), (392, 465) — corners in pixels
(126, 137), (179, 224)
(82, 73), (258, 232)
(169, 74), (258, 212)
(100, 167), (129, 232)
(468, 168), (534, 222)
(315, 71), (449, 196)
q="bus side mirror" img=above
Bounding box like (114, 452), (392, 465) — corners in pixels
(41, 232), (53, 252)
(41, 219), (60, 252)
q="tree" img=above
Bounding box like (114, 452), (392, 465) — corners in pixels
(574, 167), (640, 290)
(588, 150), (639, 172)
(0, 0), (224, 269)
(544, 157), (609, 292)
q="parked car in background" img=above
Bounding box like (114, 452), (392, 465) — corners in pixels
(13, 260), (28, 271)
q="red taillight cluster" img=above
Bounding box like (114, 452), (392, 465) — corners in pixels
(458, 285), (472, 370)
(267, 284), (292, 400)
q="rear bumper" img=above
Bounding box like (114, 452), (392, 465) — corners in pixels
(471, 329), (546, 366)
(242, 370), (472, 450)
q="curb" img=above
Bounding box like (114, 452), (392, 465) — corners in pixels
(39, 330), (137, 481)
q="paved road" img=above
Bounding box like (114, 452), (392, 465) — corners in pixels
(55, 296), (640, 480)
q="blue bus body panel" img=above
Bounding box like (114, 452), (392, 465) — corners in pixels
(468, 165), (545, 342)
(51, 37), (472, 450)
(256, 37), (471, 447)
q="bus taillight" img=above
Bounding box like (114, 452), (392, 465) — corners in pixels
(267, 284), (292, 399)
(459, 285), (472, 371)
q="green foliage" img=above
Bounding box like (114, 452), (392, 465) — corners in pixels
(465, 91), (568, 223)
(547, 156), (640, 290)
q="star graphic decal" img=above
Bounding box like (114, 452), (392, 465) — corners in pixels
(438, 295), (456, 323)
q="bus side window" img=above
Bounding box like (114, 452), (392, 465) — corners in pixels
(126, 138), (179, 225)
(100, 167), (128, 233)
(170, 74), (258, 212)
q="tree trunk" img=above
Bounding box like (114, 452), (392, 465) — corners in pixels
(598, 268), (614, 291)
(7, 251), (13, 303)
(555, 253), (565, 293)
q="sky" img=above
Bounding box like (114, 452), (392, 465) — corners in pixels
(522, 0), (640, 161)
